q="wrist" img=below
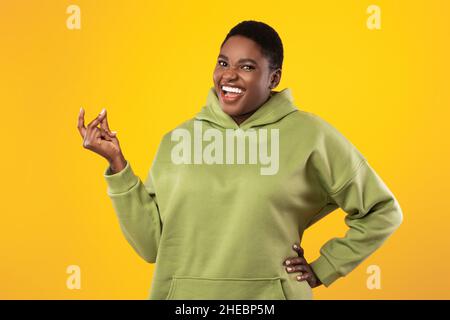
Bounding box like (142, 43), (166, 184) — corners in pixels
(310, 267), (323, 288)
(109, 153), (126, 174)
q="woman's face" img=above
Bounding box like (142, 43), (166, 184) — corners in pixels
(213, 35), (281, 124)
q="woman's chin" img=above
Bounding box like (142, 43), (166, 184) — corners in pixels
(220, 105), (244, 117)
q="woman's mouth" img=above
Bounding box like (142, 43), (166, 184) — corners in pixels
(220, 85), (245, 103)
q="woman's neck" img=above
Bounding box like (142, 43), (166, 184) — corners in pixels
(231, 91), (275, 126)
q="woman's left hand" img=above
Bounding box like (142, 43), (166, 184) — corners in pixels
(283, 243), (323, 288)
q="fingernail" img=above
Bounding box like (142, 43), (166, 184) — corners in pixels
(80, 107), (84, 112)
(285, 260), (291, 265)
(297, 275), (302, 280)
(99, 108), (106, 115)
(293, 244), (298, 249)
(287, 267), (292, 272)
(111, 131), (117, 135)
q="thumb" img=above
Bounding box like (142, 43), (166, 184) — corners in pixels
(292, 243), (304, 257)
(100, 109), (115, 136)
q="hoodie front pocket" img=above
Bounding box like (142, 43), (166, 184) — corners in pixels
(165, 276), (287, 300)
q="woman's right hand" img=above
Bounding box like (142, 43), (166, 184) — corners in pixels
(77, 107), (126, 173)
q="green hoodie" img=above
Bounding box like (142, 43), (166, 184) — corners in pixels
(103, 87), (403, 300)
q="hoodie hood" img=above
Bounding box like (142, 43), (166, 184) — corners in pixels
(195, 86), (298, 130)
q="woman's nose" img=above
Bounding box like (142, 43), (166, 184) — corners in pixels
(222, 68), (238, 80)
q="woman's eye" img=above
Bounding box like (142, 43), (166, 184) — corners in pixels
(218, 60), (227, 67)
(242, 65), (255, 71)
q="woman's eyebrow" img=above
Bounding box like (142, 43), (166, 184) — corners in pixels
(239, 58), (258, 65)
(218, 54), (258, 65)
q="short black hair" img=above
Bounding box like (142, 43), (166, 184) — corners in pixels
(220, 20), (284, 71)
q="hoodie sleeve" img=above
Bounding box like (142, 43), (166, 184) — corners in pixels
(104, 160), (162, 263)
(307, 116), (403, 287)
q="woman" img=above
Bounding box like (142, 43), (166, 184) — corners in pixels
(77, 20), (403, 300)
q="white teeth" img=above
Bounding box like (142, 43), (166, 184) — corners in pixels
(221, 85), (243, 94)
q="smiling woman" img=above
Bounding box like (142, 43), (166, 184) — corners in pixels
(79, 20), (403, 300)
(213, 23), (283, 125)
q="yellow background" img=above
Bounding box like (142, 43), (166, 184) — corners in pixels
(0, 0), (448, 299)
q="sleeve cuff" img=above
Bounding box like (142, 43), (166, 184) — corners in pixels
(309, 255), (341, 287)
(103, 160), (139, 194)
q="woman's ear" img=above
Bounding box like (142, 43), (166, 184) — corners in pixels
(269, 68), (282, 89)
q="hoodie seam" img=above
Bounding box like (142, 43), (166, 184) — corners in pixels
(328, 158), (367, 196)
